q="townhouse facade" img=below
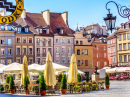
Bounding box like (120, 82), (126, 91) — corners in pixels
(0, 24), (15, 65)
(107, 33), (117, 67)
(74, 31), (93, 75)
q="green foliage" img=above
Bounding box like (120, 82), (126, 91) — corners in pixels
(37, 71), (44, 84)
(9, 75), (14, 90)
(58, 73), (63, 82)
(0, 85), (4, 92)
(105, 73), (109, 85)
(92, 84), (98, 90)
(97, 81), (101, 84)
(73, 85), (80, 91)
(60, 74), (67, 89)
(23, 75), (29, 90)
(77, 73), (82, 82)
(6, 76), (10, 83)
(85, 85), (89, 91)
(86, 73), (89, 83)
(92, 81), (97, 84)
(39, 74), (46, 91)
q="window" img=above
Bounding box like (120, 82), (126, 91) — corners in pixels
(16, 48), (20, 55)
(77, 49), (80, 55)
(104, 62), (107, 66)
(48, 48), (52, 55)
(56, 39), (59, 43)
(7, 59), (12, 65)
(68, 47), (71, 53)
(23, 38), (26, 43)
(37, 38), (40, 43)
(8, 26), (11, 30)
(97, 46), (99, 50)
(108, 48), (110, 54)
(62, 57), (65, 63)
(129, 55), (130, 62)
(119, 44), (122, 51)
(29, 59), (33, 65)
(1, 48), (5, 55)
(119, 55), (122, 62)
(46, 29), (49, 34)
(111, 40), (112, 44)
(113, 39), (115, 43)
(23, 48), (26, 55)
(104, 53), (107, 58)
(0, 59), (5, 65)
(85, 60), (88, 66)
(108, 40), (110, 44)
(29, 48), (32, 55)
(97, 62), (100, 67)
(1, 26), (4, 30)
(42, 38), (46, 46)
(119, 34), (121, 41)
(62, 47), (65, 54)
(8, 39), (11, 44)
(128, 33), (130, 40)
(113, 47), (115, 53)
(29, 38), (32, 43)
(17, 38), (20, 43)
(123, 43), (126, 50)
(8, 48), (11, 55)
(60, 29), (63, 34)
(111, 57), (113, 64)
(129, 43), (130, 50)
(48, 39), (51, 46)
(124, 55), (127, 62)
(84, 49), (88, 55)
(76, 41), (78, 44)
(123, 34), (126, 40)
(68, 57), (71, 63)
(42, 58), (46, 64)
(56, 47), (59, 53)
(113, 56), (115, 64)
(36, 48), (40, 55)
(42, 48), (46, 57)
(1, 39), (4, 44)
(37, 58), (40, 64)
(68, 39), (71, 43)
(111, 47), (112, 53)
(38, 29), (42, 33)
(77, 60), (80, 66)
(16, 58), (21, 63)
(97, 54), (99, 58)
(62, 39), (64, 43)
(104, 46), (106, 50)
(56, 57), (59, 63)
(80, 41), (83, 45)
(25, 28), (28, 32)
(18, 28), (21, 32)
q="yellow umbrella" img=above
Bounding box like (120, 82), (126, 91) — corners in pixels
(21, 56), (29, 84)
(68, 54), (78, 83)
(44, 52), (56, 85)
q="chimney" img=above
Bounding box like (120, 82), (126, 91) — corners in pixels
(61, 11), (68, 26)
(21, 9), (26, 18)
(42, 10), (50, 25)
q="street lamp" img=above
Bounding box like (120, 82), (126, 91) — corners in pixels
(104, 1), (130, 33)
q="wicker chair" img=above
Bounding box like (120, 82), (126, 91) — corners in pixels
(20, 85), (24, 93)
(54, 84), (61, 94)
(46, 86), (55, 95)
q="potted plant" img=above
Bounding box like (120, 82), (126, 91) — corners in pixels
(73, 85), (80, 92)
(60, 74), (67, 94)
(9, 76), (15, 94)
(40, 74), (46, 96)
(58, 73), (63, 82)
(77, 73), (82, 82)
(86, 73), (90, 83)
(23, 75), (29, 95)
(105, 73), (110, 89)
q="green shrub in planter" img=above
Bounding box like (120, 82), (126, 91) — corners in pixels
(58, 73), (63, 82)
(77, 73), (82, 82)
(105, 73), (109, 85)
(9, 75), (14, 90)
(60, 74), (67, 89)
(6, 76), (10, 83)
(86, 73), (89, 83)
(40, 74), (46, 91)
(73, 85), (80, 91)
(23, 75), (29, 90)
(85, 85), (89, 91)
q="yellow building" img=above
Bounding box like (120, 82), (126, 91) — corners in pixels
(115, 22), (130, 66)
(73, 31), (93, 75)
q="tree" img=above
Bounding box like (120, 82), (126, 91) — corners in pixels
(77, 73), (82, 82)
(39, 74), (46, 91)
(58, 73), (63, 82)
(86, 73), (90, 83)
(9, 76), (14, 90)
(60, 74), (67, 89)
(105, 73), (109, 85)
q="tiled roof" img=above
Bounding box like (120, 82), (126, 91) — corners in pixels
(107, 32), (115, 39)
(86, 24), (98, 30)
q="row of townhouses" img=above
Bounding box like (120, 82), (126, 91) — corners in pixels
(0, 9), (109, 75)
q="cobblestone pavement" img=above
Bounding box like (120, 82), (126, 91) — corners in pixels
(0, 80), (130, 97)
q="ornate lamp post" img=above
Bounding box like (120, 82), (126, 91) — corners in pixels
(104, 1), (130, 33)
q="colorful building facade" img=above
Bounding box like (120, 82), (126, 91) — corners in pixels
(107, 33), (117, 67)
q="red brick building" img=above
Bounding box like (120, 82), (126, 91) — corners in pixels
(91, 36), (109, 71)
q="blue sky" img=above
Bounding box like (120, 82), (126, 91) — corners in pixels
(7, 0), (130, 31)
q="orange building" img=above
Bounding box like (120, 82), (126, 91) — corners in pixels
(91, 36), (109, 71)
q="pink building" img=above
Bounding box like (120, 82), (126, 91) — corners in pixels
(107, 32), (117, 67)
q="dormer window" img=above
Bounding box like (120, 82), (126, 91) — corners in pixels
(38, 29), (42, 33)
(1, 26), (4, 30)
(18, 28), (21, 32)
(8, 26), (11, 30)
(25, 28), (28, 32)
(46, 29), (49, 34)
(60, 29), (63, 34)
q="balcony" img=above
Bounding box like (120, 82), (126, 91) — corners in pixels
(48, 43), (51, 46)
(36, 42), (40, 46)
(42, 53), (46, 57)
(43, 43), (46, 46)
(37, 54), (41, 57)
